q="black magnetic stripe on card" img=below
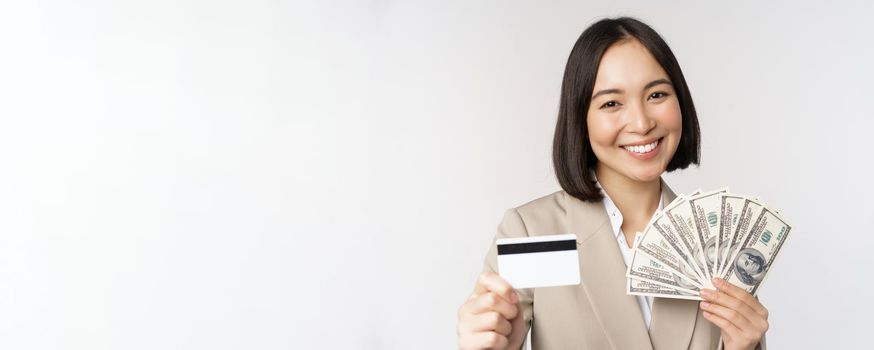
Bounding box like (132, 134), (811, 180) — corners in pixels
(497, 239), (577, 255)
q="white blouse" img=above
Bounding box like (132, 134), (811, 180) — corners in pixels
(597, 180), (664, 329)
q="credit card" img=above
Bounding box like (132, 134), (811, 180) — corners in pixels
(497, 233), (580, 289)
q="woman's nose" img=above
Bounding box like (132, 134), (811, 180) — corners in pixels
(625, 100), (656, 134)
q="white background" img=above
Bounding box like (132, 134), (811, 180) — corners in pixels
(1, 0), (872, 349)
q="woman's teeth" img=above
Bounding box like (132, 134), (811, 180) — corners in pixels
(623, 139), (659, 154)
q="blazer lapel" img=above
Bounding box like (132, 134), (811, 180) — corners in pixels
(660, 178), (677, 207)
(568, 193), (653, 350)
(648, 298), (700, 350)
(566, 178), (699, 350)
(648, 180), (700, 350)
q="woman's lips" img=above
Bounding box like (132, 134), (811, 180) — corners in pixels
(621, 137), (662, 160)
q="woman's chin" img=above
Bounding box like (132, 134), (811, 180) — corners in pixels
(597, 160), (666, 184)
(626, 167), (665, 183)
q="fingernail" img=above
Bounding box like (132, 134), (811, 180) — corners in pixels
(700, 301), (710, 309)
(712, 277), (723, 287)
(699, 289), (712, 298)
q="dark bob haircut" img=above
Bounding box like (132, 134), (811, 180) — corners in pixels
(552, 16), (701, 203)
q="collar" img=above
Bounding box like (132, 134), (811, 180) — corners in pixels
(593, 174), (664, 239)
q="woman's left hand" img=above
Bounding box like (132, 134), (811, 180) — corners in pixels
(699, 277), (769, 350)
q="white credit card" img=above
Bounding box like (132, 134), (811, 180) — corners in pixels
(497, 233), (580, 289)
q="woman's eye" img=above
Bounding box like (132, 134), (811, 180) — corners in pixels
(649, 92), (669, 100)
(600, 101), (620, 109)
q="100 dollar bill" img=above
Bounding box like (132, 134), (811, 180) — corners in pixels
(689, 189), (728, 278)
(636, 208), (705, 287)
(627, 233), (702, 292)
(627, 277), (701, 301)
(722, 207), (791, 295)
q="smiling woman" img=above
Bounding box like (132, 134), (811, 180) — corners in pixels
(553, 19), (701, 203)
(587, 40), (685, 185)
(458, 16), (768, 350)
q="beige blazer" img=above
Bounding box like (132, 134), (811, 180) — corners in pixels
(480, 180), (766, 350)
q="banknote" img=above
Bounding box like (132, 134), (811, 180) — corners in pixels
(661, 199), (710, 283)
(627, 277), (701, 301)
(717, 194), (747, 275)
(719, 198), (765, 277)
(722, 207), (791, 295)
(688, 188), (728, 277)
(635, 208), (704, 287)
(626, 189), (791, 300)
(626, 233), (702, 292)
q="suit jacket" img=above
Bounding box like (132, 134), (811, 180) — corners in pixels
(480, 180), (767, 349)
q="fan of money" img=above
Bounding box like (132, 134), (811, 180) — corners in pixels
(625, 189), (792, 300)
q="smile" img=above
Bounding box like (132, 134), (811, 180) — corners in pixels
(622, 138), (660, 154)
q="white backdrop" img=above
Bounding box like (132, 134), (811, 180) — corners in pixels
(1, 0), (872, 349)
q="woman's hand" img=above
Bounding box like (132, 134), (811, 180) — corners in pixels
(457, 271), (527, 350)
(699, 277), (769, 350)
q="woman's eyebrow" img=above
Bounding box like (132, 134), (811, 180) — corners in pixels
(591, 78), (673, 100)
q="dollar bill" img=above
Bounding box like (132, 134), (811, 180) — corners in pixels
(627, 277), (702, 301)
(637, 208), (705, 286)
(717, 194), (747, 276)
(660, 199), (710, 285)
(626, 188), (791, 300)
(718, 198), (765, 278)
(688, 188), (728, 278)
(722, 207), (791, 295)
(627, 246), (702, 292)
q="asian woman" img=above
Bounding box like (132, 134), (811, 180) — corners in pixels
(457, 17), (768, 350)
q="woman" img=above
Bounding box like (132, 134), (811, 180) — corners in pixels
(457, 17), (769, 350)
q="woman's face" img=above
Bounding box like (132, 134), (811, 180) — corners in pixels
(587, 38), (683, 183)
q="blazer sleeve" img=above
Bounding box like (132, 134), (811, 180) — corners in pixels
(480, 208), (535, 350)
(716, 334), (766, 350)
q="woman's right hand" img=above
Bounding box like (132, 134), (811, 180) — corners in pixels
(457, 271), (527, 350)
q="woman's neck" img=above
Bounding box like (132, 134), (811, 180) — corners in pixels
(595, 164), (662, 225)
